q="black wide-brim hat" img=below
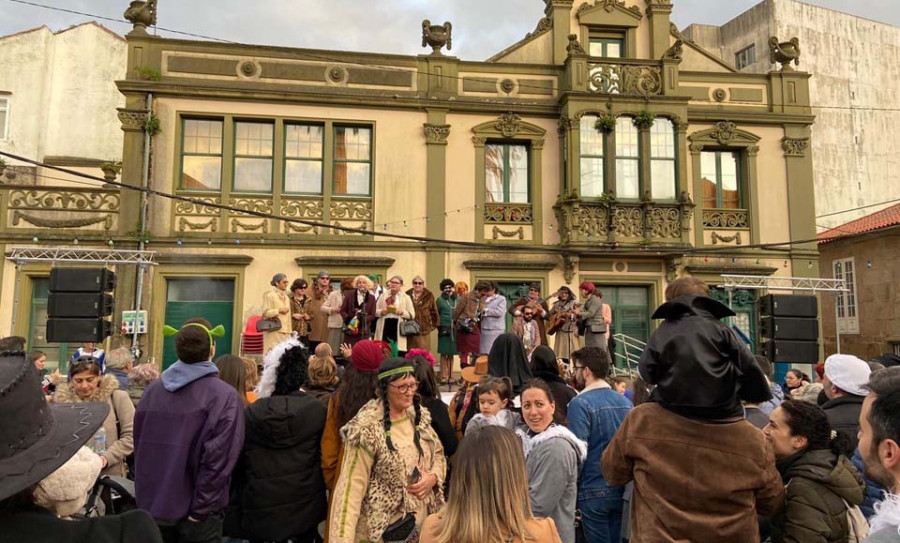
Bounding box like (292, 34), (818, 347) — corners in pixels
(0, 352), (109, 501)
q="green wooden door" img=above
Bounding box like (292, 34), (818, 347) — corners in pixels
(595, 285), (651, 367)
(162, 278), (235, 370)
(29, 278), (72, 374)
(710, 288), (757, 353)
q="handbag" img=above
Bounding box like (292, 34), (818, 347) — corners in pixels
(381, 512), (418, 542)
(399, 319), (421, 337)
(438, 325), (452, 337)
(256, 316), (282, 332)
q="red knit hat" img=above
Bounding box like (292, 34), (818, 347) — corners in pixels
(350, 340), (385, 373)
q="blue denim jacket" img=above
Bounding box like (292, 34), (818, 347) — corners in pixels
(567, 382), (632, 500)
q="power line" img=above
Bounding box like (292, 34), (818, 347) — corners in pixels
(815, 197), (900, 219)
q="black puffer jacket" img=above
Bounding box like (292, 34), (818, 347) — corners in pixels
(771, 449), (865, 543)
(821, 395), (865, 451)
(226, 391), (327, 541)
(639, 295), (771, 420)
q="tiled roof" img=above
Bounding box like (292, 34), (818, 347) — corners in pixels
(818, 202), (900, 244)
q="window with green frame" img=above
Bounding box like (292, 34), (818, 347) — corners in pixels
(650, 119), (677, 201)
(615, 117), (640, 199)
(485, 142), (530, 203)
(233, 121), (274, 193)
(701, 151), (741, 209)
(333, 126), (372, 196)
(181, 118), (223, 190)
(284, 123), (324, 194)
(579, 116), (605, 198)
(589, 37), (624, 58)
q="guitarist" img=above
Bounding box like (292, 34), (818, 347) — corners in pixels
(508, 282), (550, 346)
(548, 286), (581, 366)
(574, 282), (612, 355)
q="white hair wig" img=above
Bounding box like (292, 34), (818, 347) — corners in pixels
(255, 334), (303, 399)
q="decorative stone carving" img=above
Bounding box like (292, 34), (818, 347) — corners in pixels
(747, 146), (760, 157)
(123, 0), (157, 36)
(689, 143), (705, 154)
(230, 219), (268, 233)
(563, 254), (579, 284)
(484, 203), (533, 224)
(12, 211), (114, 230)
(330, 200), (373, 220)
(573, 204), (610, 237)
(228, 198), (273, 215)
(648, 207), (682, 239)
(499, 79), (516, 94)
(280, 199), (324, 218)
(669, 23), (694, 45)
(117, 108), (149, 132)
(713, 88), (727, 102)
(526, 17), (552, 39)
(422, 20), (452, 55)
(532, 139), (545, 151)
(327, 66), (346, 83)
(711, 231), (743, 245)
(612, 207), (644, 238)
(557, 116), (573, 136)
(472, 136), (487, 147)
(702, 209), (749, 229)
(711, 121), (738, 145)
(662, 39), (683, 61)
(423, 123), (451, 145)
(239, 61), (259, 78)
(492, 226), (524, 240)
(175, 198), (220, 216)
(587, 63), (662, 96)
(769, 37), (800, 71)
(9, 190), (120, 211)
(285, 222), (319, 235)
(566, 34), (587, 56)
(495, 112), (522, 139)
(330, 221), (370, 235)
(781, 137), (809, 157)
(577, 0), (640, 16)
(179, 217), (218, 232)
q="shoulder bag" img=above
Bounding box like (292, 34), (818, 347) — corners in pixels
(399, 319), (421, 337)
(256, 316), (282, 332)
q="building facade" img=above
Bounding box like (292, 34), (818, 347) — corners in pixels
(818, 204), (900, 359)
(0, 0), (819, 369)
(683, 0), (900, 230)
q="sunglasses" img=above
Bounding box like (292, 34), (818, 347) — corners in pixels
(413, 281), (424, 285)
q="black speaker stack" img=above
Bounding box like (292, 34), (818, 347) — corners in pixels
(759, 294), (819, 363)
(46, 268), (116, 342)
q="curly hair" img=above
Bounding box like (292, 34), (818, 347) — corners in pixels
(308, 352), (339, 388)
(779, 399), (854, 457)
(129, 363), (160, 388)
(377, 357), (423, 455)
(336, 365), (379, 428)
(273, 345), (310, 396)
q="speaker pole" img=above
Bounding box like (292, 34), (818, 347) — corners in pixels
(833, 291), (842, 354)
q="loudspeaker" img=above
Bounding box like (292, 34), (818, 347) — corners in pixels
(49, 268), (116, 293)
(760, 317), (819, 341)
(47, 293), (115, 318)
(759, 294), (817, 318)
(47, 318), (113, 343)
(761, 340), (819, 363)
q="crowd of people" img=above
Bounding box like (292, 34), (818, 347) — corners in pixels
(0, 275), (899, 543)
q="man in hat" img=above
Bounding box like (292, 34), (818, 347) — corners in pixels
(134, 318), (245, 542)
(821, 353), (871, 450)
(509, 282), (549, 346)
(0, 352), (163, 542)
(858, 367), (900, 542)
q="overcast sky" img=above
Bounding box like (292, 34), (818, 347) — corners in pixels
(1, 0), (897, 59)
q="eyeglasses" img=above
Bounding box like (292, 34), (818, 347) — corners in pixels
(413, 281), (424, 285)
(442, 286), (453, 290)
(573, 365), (585, 371)
(389, 382), (419, 394)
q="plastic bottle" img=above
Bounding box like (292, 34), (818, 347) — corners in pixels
(93, 427), (107, 455)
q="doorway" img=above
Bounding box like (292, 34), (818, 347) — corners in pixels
(594, 285), (651, 366)
(162, 278), (235, 369)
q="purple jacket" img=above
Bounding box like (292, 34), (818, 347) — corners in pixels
(134, 361), (245, 522)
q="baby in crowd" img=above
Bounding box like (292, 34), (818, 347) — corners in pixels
(465, 376), (521, 433)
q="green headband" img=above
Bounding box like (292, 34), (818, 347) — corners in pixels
(163, 322), (226, 345)
(378, 365), (415, 381)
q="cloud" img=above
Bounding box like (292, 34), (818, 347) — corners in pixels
(1, 0), (896, 60)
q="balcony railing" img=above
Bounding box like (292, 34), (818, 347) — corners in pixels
(0, 185), (120, 233)
(702, 208), (748, 229)
(587, 60), (663, 96)
(554, 197), (693, 246)
(484, 203), (533, 224)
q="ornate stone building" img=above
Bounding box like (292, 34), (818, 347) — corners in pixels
(0, 0), (819, 369)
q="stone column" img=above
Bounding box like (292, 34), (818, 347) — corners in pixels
(424, 109), (450, 352)
(646, 1), (674, 60)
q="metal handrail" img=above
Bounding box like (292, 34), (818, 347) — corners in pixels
(611, 333), (647, 377)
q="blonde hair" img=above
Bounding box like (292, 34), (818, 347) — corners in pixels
(241, 356), (260, 391)
(352, 274), (374, 291)
(429, 426), (534, 543)
(308, 348), (339, 388)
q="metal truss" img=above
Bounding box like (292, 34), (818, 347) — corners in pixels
(7, 246), (157, 266)
(719, 274), (847, 293)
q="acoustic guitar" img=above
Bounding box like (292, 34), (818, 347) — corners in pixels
(547, 301), (580, 336)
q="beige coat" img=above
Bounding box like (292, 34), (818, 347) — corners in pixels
(374, 290), (416, 352)
(54, 374), (135, 478)
(263, 287), (292, 353)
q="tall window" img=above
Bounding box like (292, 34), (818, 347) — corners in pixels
(284, 124), (324, 194)
(735, 45), (756, 70)
(589, 37), (624, 58)
(485, 143), (529, 203)
(700, 151), (740, 208)
(650, 119), (676, 200)
(334, 126), (372, 196)
(0, 97), (8, 140)
(833, 258), (859, 334)
(615, 117), (639, 199)
(181, 119), (223, 190)
(579, 116), (605, 197)
(233, 121), (274, 192)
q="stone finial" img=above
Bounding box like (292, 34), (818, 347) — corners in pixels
(769, 37), (801, 71)
(422, 20), (452, 55)
(123, 0), (157, 36)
